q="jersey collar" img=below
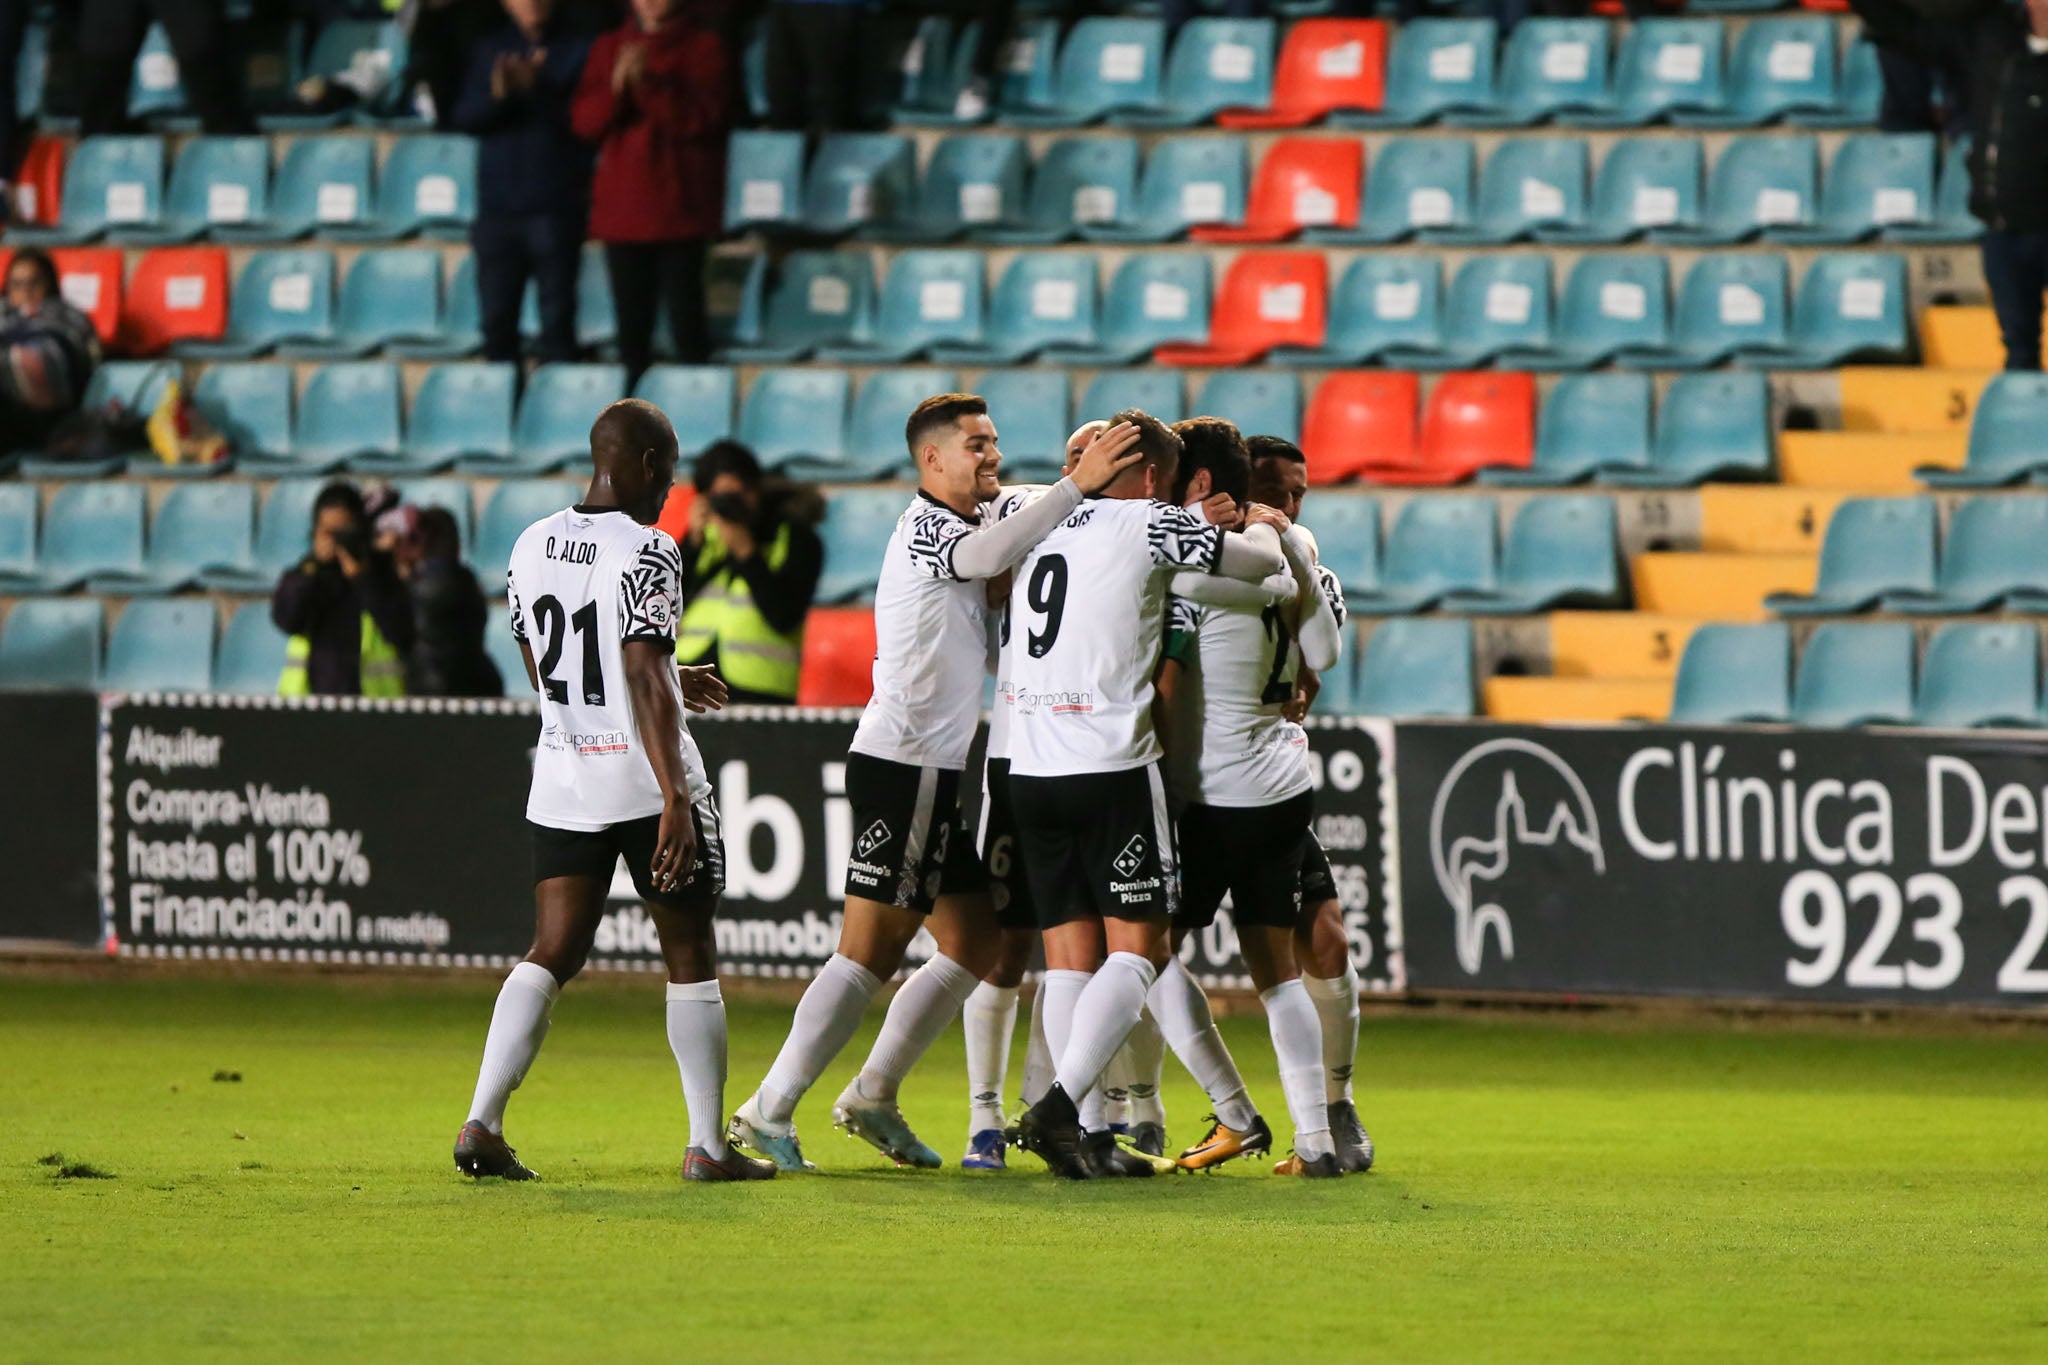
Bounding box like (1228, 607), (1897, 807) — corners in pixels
(916, 488), (981, 523)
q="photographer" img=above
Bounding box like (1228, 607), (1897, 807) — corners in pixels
(676, 440), (823, 705)
(270, 482), (415, 698)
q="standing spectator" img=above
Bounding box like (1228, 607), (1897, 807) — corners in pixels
(271, 482), (415, 697)
(1852, 0), (2048, 369)
(763, 0), (864, 133)
(405, 0), (506, 128)
(572, 0), (734, 381)
(0, 248), (100, 453)
(76, 0), (252, 136)
(454, 0), (595, 365)
(675, 441), (823, 705)
(403, 507), (504, 698)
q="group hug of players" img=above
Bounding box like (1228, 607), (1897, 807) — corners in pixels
(452, 390), (1373, 1184)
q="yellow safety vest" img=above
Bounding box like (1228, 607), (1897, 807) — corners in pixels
(278, 613), (406, 698)
(676, 521), (803, 700)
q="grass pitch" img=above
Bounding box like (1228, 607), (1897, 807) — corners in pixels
(4, 969), (2048, 1363)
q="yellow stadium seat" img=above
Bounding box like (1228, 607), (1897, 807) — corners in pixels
(1630, 552), (1816, 619)
(1838, 367), (1993, 433)
(1919, 306), (2007, 370)
(1548, 611), (1706, 679)
(1698, 485), (1847, 554)
(1777, 431), (1967, 490)
(1484, 676), (1674, 724)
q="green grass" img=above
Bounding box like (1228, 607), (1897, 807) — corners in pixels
(4, 970), (2048, 1363)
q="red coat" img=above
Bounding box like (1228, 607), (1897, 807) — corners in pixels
(571, 18), (732, 243)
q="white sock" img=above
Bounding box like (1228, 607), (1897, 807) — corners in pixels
(1101, 1042), (1134, 1128)
(1054, 952), (1157, 1104)
(1020, 975), (1055, 1108)
(964, 981), (1019, 1135)
(1263, 980), (1333, 1161)
(1149, 956), (1257, 1131)
(1078, 1083), (1107, 1131)
(759, 953), (880, 1125)
(1123, 1008), (1167, 1128)
(666, 979), (728, 1159)
(1038, 968), (1089, 1080)
(466, 961), (559, 1135)
(1303, 967), (1360, 1104)
(847, 953), (979, 1104)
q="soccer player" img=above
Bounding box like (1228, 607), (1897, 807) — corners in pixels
(1006, 408), (1290, 1180)
(454, 399), (772, 1183)
(727, 395), (1144, 1172)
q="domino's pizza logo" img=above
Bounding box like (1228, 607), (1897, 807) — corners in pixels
(1113, 835), (1147, 879)
(856, 820), (891, 858)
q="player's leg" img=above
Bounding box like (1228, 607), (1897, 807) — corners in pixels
(963, 925), (1034, 1168)
(1116, 1009), (1169, 1155)
(1019, 969), (1055, 1108)
(1295, 836), (1372, 1172)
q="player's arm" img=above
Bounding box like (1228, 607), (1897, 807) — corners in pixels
(507, 574), (539, 693)
(942, 424), (1145, 580)
(1167, 569), (1296, 610)
(619, 535), (696, 892)
(1145, 501), (1287, 584)
(1152, 598), (1198, 757)
(1277, 524), (1343, 674)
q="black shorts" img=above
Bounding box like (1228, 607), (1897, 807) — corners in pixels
(1010, 763), (1178, 928)
(529, 794), (725, 910)
(1176, 790), (1316, 932)
(978, 757), (1039, 932)
(843, 752), (987, 915)
(1299, 830), (1337, 907)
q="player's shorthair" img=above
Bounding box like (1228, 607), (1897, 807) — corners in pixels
(1246, 434), (1307, 466)
(1170, 416), (1252, 505)
(1106, 407), (1184, 472)
(905, 392), (989, 456)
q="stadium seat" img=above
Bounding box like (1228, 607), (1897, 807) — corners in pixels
(1427, 136), (1588, 244)
(1790, 622), (1916, 728)
(178, 249), (336, 357)
(216, 135), (375, 242)
(470, 365), (626, 476)
(35, 247), (121, 346)
(13, 136), (63, 228)
(91, 482), (255, 595)
(1654, 134), (1818, 244)
(1336, 19), (1496, 127)
(1797, 35), (1882, 128)
(11, 136), (163, 244)
(1295, 493), (1379, 603)
(1006, 17), (1166, 127)
(1503, 254), (1669, 369)
(1886, 497), (2048, 615)
(214, 602), (291, 696)
(982, 135), (1140, 244)
(19, 361), (172, 478)
(1775, 133), (1937, 244)
(1348, 495), (1496, 614)
(799, 133), (915, 237)
(931, 252), (1098, 363)
(199, 479), (322, 592)
(796, 606), (878, 707)
(1075, 369), (1185, 427)
(724, 129), (805, 234)
(1383, 255), (1551, 370)
(1040, 252), (1208, 365)
(473, 478), (579, 594)
(1379, 370), (1536, 484)
(1537, 137), (1702, 244)
(28, 483), (146, 592)
(1919, 374), (2048, 489)
(115, 135), (269, 244)
(1271, 256), (1439, 367)
(831, 368), (957, 482)
(328, 134), (475, 240)
(385, 253), (479, 360)
(1441, 494), (1622, 613)
(1482, 372), (1651, 488)
(0, 599), (103, 689)
(815, 250), (984, 362)
(103, 599), (215, 693)
(888, 14), (973, 125)
(720, 250), (874, 362)
(1579, 19), (1726, 128)
(1308, 137), (1472, 245)
(383, 362), (516, 474)
(1450, 18), (1611, 128)
(1155, 251), (1325, 366)
(976, 370), (1073, 482)
(1357, 618), (1474, 717)
(258, 19), (404, 129)
(740, 368), (851, 470)
(393, 478), (474, 552)
(993, 16), (1061, 121)
(572, 244), (615, 351)
(633, 365), (735, 455)
(1620, 254), (1789, 369)
(1675, 16), (1837, 128)
(190, 363), (293, 469)
(0, 485), (35, 589)
(1744, 253), (1909, 368)
(293, 248), (443, 358)
(1889, 136), (1980, 244)
(1605, 372), (1772, 487)
(1191, 135), (1359, 243)
(297, 362), (402, 469)
(1301, 370), (1417, 485)
(1195, 372), (1301, 443)
(1117, 17), (1275, 128)
(1216, 19), (1387, 128)
(815, 489), (906, 603)
(1765, 496), (1936, 616)
(878, 133), (1027, 242)
(1913, 624), (2041, 730)
(1667, 624), (1792, 723)
(1077, 135), (1246, 242)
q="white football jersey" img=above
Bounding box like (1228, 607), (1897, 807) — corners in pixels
(1006, 498), (1225, 778)
(508, 507), (710, 831)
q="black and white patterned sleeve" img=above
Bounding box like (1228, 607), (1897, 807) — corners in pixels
(617, 532), (684, 644)
(1315, 563), (1348, 630)
(1145, 502), (1225, 573)
(904, 503), (976, 582)
(507, 566), (527, 642)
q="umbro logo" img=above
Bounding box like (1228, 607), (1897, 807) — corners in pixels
(856, 820), (891, 858)
(1112, 835), (1147, 879)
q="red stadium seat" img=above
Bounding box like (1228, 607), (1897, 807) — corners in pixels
(1302, 370), (1418, 485)
(797, 606), (877, 708)
(1217, 20), (1388, 128)
(50, 248), (124, 344)
(119, 246), (228, 356)
(1190, 137), (1361, 244)
(654, 484), (698, 547)
(1359, 371), (1534, 486)
(1154, 251), (1326, 367)
(14, 136), (65, 226)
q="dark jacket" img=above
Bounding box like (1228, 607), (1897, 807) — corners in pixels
(451, 18), (595, 220)
(405, 558), (504, 698)
(1852, 0), (2048, 231)
(570, 14), (734, 242)
(270, 553), (416, 696)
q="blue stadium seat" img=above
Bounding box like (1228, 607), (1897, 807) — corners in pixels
(827, 368), (958, 482)
(1336, 19), (1497, 128)
(721, 251), (875, 363)
(1308, 137), (1472, 245)
(1675, 16), (1838, 129)
(888, 15), (972, 125)
(1440, 494), (1622, 614)
(634, 365), (736, 455)
(18, 362), (175, 479)
(1913, 624), (2042, 730)
(1654, 133), (1818, 244)
(1536, 136), (1702, 244)
(394, 477), (474, 552)
(816, 489), (910, 604)
(399, 362), (516, 472)
(1604, 372), (1771, 487)
(931, 252), (1098, 363)
(1500, 254), (1668, 370)
(1579, 19), (1726, 128)
(984, 135), (1140, 245)
(1297, 495), (1379, 602)
(0, 485), (36, 590)
(724, 129), (805, 234)
(30, 483), (146, 592)
(294, 248), (443, 358)
(1890, 136), (1980, 244)
(991, 16), (1061, 118)
(1668, 623), (1791, 724)
(1798, 37), (1883, 130)
(178, 249), (336, 357)
(200, 479), (322, 592)
(1382, 255), (1551, 370)
(1348, 495), (1496, 615)
(296, 362), (402, 469)
(878, 133), (1028, 242)
(104, 599), (215, 693)
(1767, 497), (1938, 616)
(740, 368), (851, 470)
(258, 20), (401, 129)
(1450, 18), (1611, 128)
(216, 134), (374, 242)
(1272, 256), (1441, 367)
(1745, 253), (1909, 369)
(1042, 253), (1210, 365)
(215, 602), (292, 696)
(126, 24), (185, 124)
(1481, 372), (1652, 487)
(480, 365), (626, 476)
(1194, 372), (1300, 444)
(1117, 18), (1275, 128)
(815, 250), (984, 363)
(328, 134), (476, 240)
(1007, 17), (1166, 127)
(1425, 136), (1588, 244)
(0, 599), (103, 689)
(975, 369), (1074, 483)
(1791, 623), (1916, 728)
(116, 135), (269, 244)
(1075, 369), (1185, 426)
(1077, 136), (1246, 242)
(572, 244), (615, 351)
(1620, 254), (1789, 369)
(1357, 619), (1474, 718)
(387, 252), (479, 360)
(474, 478), (580, 594)
(91, 482), (256, 595)
(11, 136), (164, 244)
(1886, 497), (2048, 615)
(799, 133), (916, 237)
(1922, 374), (2048, 489)
(191, 363), (294, 469)
(1772, 134), (1936, 244)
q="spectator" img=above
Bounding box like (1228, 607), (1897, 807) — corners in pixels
(77, 0), (252, 136)
(1852, 0), (2046, 368)
(676, 441), (823, 705)
(403, 507), (504, 698)
(572, 0), (734, 380)
(453, 0), (595, 364)
(271, 482), (415, 697)
(407, 0), (511, 128)
(763, 0), (864, 133)
(0, 248), (101, 453)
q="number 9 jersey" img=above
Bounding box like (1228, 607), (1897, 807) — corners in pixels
(507, 506), (711, 831)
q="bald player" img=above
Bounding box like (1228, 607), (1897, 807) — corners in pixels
(455, 399), (772, 1184)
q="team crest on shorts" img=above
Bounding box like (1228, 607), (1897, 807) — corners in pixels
(856, 819), (891, 858)
(1113, 835), (1147, 878)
